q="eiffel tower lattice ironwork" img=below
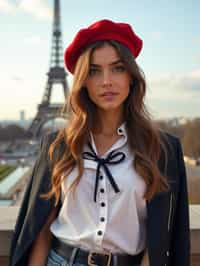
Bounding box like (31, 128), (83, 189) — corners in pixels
(27, 0), (69, 138)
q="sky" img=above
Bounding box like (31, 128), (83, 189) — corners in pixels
(0, 0), (199, 121)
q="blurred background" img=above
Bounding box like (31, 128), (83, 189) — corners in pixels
(0, 1), (200, 265)
(0, 0), (199, 205)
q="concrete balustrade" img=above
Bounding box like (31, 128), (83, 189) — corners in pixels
(0, 205), (200, 266)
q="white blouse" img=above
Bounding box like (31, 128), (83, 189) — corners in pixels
(50, 122), (147, 255)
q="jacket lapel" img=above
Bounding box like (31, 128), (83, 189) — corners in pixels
(145, 137), (177, 266)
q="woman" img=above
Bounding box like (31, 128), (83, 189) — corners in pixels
(9, 19), (190, 266)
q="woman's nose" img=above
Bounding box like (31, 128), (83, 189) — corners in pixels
(102, 70), (112, 87)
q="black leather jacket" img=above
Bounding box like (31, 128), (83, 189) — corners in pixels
(9, 131), (190, 266)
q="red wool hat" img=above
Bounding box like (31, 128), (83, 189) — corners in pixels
(64, 19), (143, 74)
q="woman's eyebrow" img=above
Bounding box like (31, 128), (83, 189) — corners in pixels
(90, 59), (123, 68)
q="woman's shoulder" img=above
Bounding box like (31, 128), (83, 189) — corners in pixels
(42, 129), (67, 165)
(40, 130), (59, 146)
(158, 130), (183, 163)
(159, 129), (181, 148)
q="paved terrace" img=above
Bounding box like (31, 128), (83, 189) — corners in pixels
(0, 205), (199, 266)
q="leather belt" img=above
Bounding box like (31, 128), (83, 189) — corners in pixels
(51, 236), (144, 266)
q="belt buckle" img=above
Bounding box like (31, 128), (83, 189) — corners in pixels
(88, 251), (112, 266)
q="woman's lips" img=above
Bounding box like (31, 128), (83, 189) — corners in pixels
(101, 92), (118, 96)
(100, 92), (119, 101)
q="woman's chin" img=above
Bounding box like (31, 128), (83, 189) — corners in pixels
(97, 104), (123, 113)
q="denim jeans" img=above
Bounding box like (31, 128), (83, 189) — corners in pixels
(46, 248), (141, 266)
(46, 249), (84, 266)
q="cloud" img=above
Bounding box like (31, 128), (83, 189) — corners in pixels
(19, 0), (52, 20)
(0, 0), (52, 20)
(148, 69), (200, 101)
(189, 70), (200, 78)
(12, 76), (23, 82)
(193, 36), (200, 46)
(146, 70), (200, 119)
(178, 71), (200, 92)
(0, 0), (15, 13)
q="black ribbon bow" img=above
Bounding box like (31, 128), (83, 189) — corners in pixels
(82, 142), (126, 202)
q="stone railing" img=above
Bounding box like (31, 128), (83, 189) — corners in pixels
(0, 205), (200, 266)
(190, 205), (200, 266)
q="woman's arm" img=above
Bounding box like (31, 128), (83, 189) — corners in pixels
(28, 207), (58, 266)
(141, 248), (150, 266)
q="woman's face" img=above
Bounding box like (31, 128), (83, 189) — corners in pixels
(84, 44), (132, 114)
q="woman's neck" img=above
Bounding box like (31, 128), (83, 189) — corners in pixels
(93, 109), (124, 136)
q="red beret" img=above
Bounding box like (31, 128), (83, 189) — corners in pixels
(64, 19), (143, 74)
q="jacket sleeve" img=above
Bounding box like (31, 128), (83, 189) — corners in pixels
(9, 133), (55, 266)
(171, 138), (191, 266)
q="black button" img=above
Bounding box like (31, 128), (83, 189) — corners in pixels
(100, 217), (105, 222)
(99, 175), (103, 180)
(101, 202), (105, 207)
(97, 230), (102, 235)
(100, 188), (104, 193)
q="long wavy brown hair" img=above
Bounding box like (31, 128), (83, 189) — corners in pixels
(40, 40), (170, 207)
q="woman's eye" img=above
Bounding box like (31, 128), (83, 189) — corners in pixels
(89, 69), (99, 76)
(113, 66), (125, 72)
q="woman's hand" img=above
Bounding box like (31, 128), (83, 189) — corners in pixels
(28, 207), (58, 266)
(140, 248), (150, 266)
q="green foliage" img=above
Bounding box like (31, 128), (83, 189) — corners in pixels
(0, 165), (17, 182)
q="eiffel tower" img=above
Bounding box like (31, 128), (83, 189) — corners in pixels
(27, 0), (69, 138)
